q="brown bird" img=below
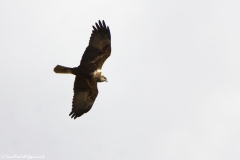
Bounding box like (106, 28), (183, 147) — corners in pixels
(54, 20), (111, 119)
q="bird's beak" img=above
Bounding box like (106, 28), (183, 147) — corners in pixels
(106, 80), (108, 82)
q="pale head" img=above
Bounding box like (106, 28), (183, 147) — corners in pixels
(97, 75), (108, 82)
(97, 69), (102, 73)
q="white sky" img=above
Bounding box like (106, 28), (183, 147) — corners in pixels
(1, 0), (240, 159)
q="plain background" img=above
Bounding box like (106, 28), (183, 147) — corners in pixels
(1, 0), (240, 159)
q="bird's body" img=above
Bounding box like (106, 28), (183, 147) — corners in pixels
(54, 20), (111, 119)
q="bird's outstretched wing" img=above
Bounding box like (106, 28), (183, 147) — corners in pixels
(79, 20), (111, 70)
(70, 76), (98, 119)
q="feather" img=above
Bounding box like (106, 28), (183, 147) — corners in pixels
(54, 65), (71, 74)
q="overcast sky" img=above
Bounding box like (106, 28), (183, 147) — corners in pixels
(1, 0), (240, 159)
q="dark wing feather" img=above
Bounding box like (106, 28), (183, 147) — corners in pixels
(70, 76), (98, 119)
(79, 20), (111, 70)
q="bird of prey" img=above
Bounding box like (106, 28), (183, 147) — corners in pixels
(54, 20), (111, 119)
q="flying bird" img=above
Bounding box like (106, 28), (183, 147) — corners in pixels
(54, 20), (111, 119)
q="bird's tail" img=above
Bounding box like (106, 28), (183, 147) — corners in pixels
(54, 65), (72, 74)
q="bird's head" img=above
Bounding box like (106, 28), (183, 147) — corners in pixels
(98, 75), (108, 82)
